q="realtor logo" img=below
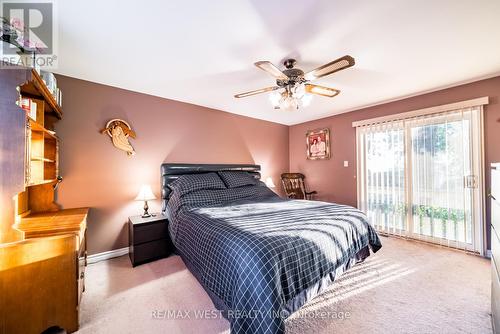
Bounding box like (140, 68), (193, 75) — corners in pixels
(1, 0), (58, 69)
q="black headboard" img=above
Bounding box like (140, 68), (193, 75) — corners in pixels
(161, 163), (261, 212)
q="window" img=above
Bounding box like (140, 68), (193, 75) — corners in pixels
(356, 101), (485, 254)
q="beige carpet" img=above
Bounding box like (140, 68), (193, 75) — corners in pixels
(76, 237), (492, 334)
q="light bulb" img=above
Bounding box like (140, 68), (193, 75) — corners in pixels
(269, 85), (310, 110)
(280, 96), (298, 111)
(269, 90), (281, 108)
(293, 83), (306, 99)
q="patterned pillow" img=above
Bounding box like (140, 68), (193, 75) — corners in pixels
(218, 171), (258, 188)
(179, 185), (278, 209)
(168, 172), (226, 196)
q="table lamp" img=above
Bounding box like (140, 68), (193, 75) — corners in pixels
(135, 184), (156, 218)
(265, 177), (276, 188)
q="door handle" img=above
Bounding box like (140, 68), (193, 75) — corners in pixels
(464, 175), (477, 188)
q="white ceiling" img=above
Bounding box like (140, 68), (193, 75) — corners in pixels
(55, 0), (500, 125)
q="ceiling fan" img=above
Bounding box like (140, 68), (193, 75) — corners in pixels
(234, 55), (355, 110)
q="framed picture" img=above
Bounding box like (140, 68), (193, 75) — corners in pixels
(306, 128), (330, 160)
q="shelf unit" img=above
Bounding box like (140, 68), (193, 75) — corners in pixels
(19, 69), (62, 119)
(19, 70), (61, 187)
(1, 66), (87, 333)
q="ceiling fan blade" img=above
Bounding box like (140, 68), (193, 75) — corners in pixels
(305, 84), (340, 98)
(303, 55), (355, 81)
(254, 61), (288, 80)
(234, 86), (279, 98)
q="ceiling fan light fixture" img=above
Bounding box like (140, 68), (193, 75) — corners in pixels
(268, 89), (292, 110)
(237, 55), (354, 110)
(269, 90), (282, 109)
(281, 95), (298, 111)
(269, 84), (313, 110)
(292, 82), (306, 99)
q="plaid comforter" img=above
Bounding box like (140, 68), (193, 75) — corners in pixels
(167, 185), (381, 333)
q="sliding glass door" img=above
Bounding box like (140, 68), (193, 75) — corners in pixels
(357, 107), (484, 253)
(408, 113), (475, 247)
(362, 123), (406, 235)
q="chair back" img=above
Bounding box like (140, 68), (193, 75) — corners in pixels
(281, 173), (307, 199)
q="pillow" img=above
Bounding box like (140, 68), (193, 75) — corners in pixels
(168, 172), (226, 196)
(218, 171), (258, 188)
(180, 185), (278, 209)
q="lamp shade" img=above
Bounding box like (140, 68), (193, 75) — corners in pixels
(135, 184), (156, 201)
(265, 177), (276, 188)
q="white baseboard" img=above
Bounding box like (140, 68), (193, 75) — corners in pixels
(87, 247), (129, 264)
(486, 250), (492, 259)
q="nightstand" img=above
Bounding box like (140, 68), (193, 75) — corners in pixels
(128, 213), (174, 267)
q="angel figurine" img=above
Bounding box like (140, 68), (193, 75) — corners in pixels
(101, 119), (136, 156)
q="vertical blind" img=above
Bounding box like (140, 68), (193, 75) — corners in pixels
(357, 121), (406, 237)
(356, 105), (484, 253)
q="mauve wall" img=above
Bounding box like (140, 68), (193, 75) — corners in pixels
(289, 76), (500, 249)
(54, 76), (289, 255)
(54, 74), (499, 254)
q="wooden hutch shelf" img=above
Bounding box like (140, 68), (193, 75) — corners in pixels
(0, 66), (87, 333)
(26, 179), (58, 186)
(31, 157), (55, 162)
(28, 117), (57, 139)
(20, 69), (62, 119)
(19, 95), (60, 187)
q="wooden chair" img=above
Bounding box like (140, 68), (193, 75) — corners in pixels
(280, 173), (317, 200)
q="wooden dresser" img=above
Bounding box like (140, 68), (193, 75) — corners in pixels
(492, 163), (500, 333)
(0, 66), (88, 333)
(15, 208), (89, 305)
(1, 209), (88, 333)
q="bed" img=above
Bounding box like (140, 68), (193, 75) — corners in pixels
(161, 163), (382, 334)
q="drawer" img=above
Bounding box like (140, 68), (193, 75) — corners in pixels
(133, 221), (168, 244)
(78, 253), (85, 304)
(76, 229), (87, 305)
(493, 168), (500, 202)
(132, 238), (172, 265)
